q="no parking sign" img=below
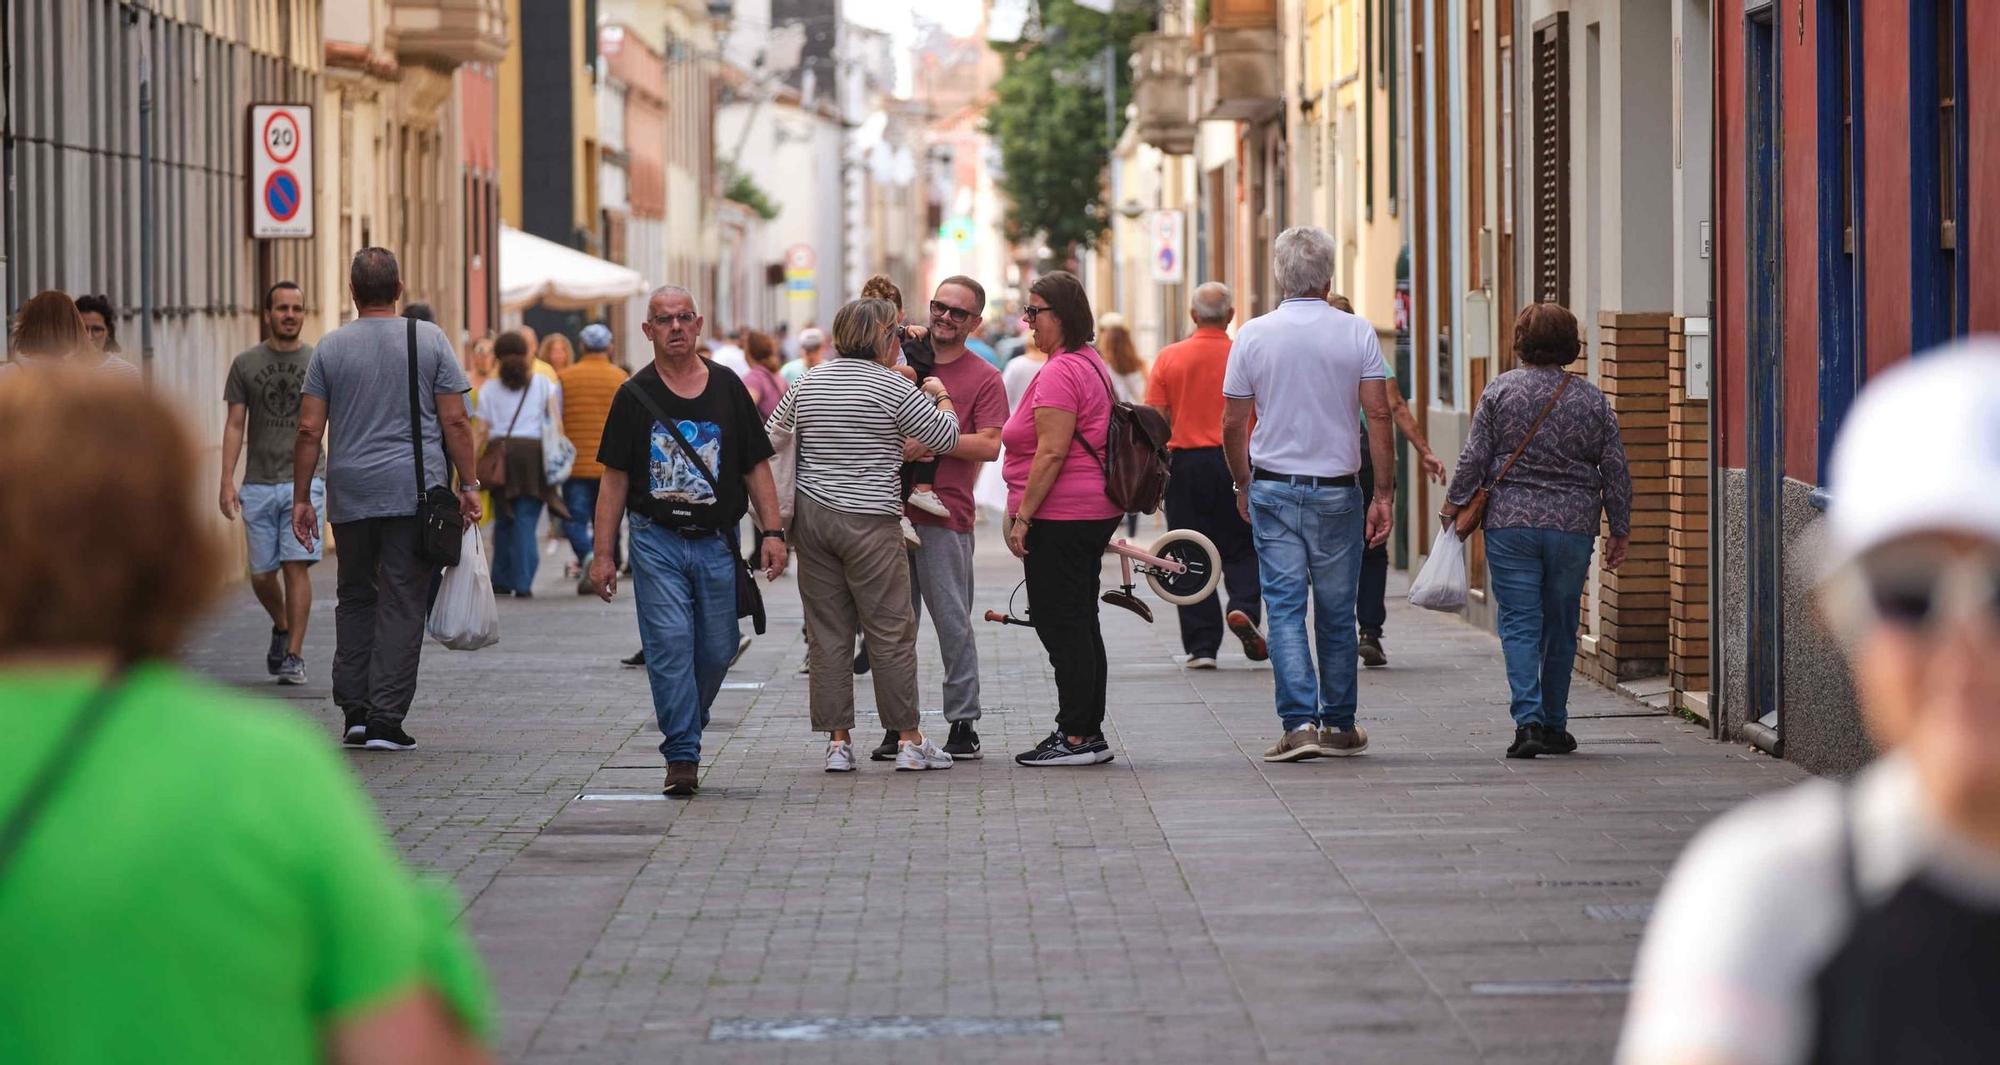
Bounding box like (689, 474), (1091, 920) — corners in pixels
(249, 104), (313, 239)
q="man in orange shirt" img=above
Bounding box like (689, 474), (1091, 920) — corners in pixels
(559, 323), (629, 592)
(1145, 283), (1265, 668)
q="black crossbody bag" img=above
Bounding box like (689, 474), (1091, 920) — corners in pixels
(620, 380), (767, 635)
(406, 318), (465, 567)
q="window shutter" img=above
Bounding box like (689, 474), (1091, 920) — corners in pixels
(1532, 13), (1570, 306)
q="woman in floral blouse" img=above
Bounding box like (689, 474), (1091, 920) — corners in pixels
(1442, 303), (1632, 759)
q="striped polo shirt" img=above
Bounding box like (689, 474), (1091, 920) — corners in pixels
(764, 357), (960, 517)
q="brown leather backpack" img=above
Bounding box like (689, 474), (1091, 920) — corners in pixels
(1061, 353), (1174, 515)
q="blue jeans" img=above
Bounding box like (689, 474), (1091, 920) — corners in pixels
(561, 478), (620, 566)
(490, 494), (544, 594)
(1248, 481), (1364, 731)
(1484, 527), (1597, 730)
(629, 515), (739, 763)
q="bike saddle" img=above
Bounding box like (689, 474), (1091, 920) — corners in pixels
(1100, 588), (1153, 623)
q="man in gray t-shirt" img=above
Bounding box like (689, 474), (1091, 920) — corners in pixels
(220, 280), (325, 685)
(294, 247), (481, 752)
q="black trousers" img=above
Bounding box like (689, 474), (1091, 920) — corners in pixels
(1023, 516), (1121, 738)
(331, 516), (438, 728)
(1162, 448), (1262, 657)
(1357, 457), (1389, 637)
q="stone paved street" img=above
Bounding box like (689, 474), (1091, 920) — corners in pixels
(185, 522), (1806, 1064)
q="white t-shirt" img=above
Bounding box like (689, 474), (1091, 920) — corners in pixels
(1002, 354), (1046, 413)
(710, 343), (749, 377)
(1221, 298), (1389, 478)
(476, 374), (556, 439)
(1617, 752), (2000, 1065)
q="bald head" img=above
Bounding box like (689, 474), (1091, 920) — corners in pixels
(1190, 283), (1233, 328)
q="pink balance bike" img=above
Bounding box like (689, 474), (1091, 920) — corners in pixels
(984, 528), (1223, 628)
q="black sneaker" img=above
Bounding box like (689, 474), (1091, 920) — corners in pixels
(852, 647), (871, 675)
(1545, 729), (1578, 755)
(275, 653), (307, 686)
(1358, 634), (1387, 668)
(1506, 724), (1549, 759)
(869, 729), (900, 761)
(622, 648), (647, 667)
(1015, 731), (1104, 767)
(364, 724), (419, 752)
(944, 720), (982, 759)
(341, 707), (368, 747)
(266, 628), (288, 675)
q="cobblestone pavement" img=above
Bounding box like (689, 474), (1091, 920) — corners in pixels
(185, 520), (1806, 1064)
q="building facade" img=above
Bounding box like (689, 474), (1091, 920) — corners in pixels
(1712, 0), (1995, 774)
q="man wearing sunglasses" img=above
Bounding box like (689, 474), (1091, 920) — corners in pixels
(878, 277), (1008, 760)
(1620, 339), (2000, 1065)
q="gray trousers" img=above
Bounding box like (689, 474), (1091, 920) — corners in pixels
(908, 525), (981, 722)
(794, 495), (921, 733)
(330, 516), (435, 728)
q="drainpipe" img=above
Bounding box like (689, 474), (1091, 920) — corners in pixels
(1705, 0), (1723, 744)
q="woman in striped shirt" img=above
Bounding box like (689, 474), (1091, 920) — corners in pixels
(764, 298), (963, 774)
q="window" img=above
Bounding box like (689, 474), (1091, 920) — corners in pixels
(1531, 14), (1570, 305)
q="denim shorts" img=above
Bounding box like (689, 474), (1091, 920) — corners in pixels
(241, 478), (325, 574)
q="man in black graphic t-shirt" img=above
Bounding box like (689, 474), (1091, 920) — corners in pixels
(591, 284), (784, 798)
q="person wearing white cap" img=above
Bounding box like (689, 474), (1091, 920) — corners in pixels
(1618, 338), (2000, 1065)
(558, 323), (628, 592)
(781, 326), (826, 386)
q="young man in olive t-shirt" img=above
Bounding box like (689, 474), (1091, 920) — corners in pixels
(220, 281), (324, 685)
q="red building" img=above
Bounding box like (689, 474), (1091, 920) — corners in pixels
(1714, 0), (1995, 772)
(459, 63), (502, 344)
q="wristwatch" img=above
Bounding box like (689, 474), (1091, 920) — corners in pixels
(759, 528), (787, 542)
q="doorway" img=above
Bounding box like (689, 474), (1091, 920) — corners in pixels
(1744, 7), (1785, 743)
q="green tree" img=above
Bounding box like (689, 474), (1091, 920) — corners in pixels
(986, 0), (1152, 260)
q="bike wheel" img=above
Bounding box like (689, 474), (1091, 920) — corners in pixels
(1144, 529), (1222, 606)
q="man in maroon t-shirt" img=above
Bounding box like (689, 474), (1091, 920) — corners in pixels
(868, 276), (1007, 761)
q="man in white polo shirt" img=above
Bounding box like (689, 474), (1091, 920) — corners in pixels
(1222, 226), (1395, 764)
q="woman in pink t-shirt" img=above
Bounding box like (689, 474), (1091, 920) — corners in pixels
(1001, 271), (1124, 768)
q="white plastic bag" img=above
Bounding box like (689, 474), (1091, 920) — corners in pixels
(427, 528), (500, 650)
(1407, 526), (1470, 612)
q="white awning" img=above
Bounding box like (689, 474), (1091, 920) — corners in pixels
(499, 225), (649, 311)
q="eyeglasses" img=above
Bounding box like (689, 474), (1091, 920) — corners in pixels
(1021, 305), (1054, 322)
(929, 300), (975, 324)
(1825, 547), (2000, 641)
(649, 312), (699, 328)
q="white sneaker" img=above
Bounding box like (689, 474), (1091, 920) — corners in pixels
(1185, 656), (1217, 670)
(796, 657), (811, 674)
(895, 738), (954, 771)
(907, 489), (950, 518)
(824, 740), (856, 773)
(900, 517), (922, 548)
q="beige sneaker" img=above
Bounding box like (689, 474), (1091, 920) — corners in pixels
(1318, 725), (1370, 757)
(1262, 725), (1323, 762)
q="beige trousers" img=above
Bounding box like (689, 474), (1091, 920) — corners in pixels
(793, 494), (921, 733)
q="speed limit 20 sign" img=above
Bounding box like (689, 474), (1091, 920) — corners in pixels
(249, 104), (313, 239)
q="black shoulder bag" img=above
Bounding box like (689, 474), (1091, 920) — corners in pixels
(0, 671), (126, 883)
(406, 317), (466, 567)
(619, 379), (767, 635)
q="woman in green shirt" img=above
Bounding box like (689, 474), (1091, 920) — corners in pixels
(0, 369), (492, 1064)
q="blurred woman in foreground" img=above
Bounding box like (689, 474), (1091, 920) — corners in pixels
(1618, 340), (2000, 1065)
(0, 369), (492, 1064)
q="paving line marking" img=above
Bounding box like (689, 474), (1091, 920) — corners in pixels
(702, 1016), (1062, 1043)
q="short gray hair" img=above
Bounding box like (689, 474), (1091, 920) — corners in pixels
(1272, 227), (1337, 299)
(1190, 282), (1233, 326)
(647, 284), (699, 316)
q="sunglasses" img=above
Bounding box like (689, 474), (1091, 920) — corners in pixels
(929, 300), (975, 324)
(1826, 548), (2000, 640)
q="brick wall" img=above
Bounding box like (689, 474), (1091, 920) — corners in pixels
(1579, 310), (1671, 684)
(1667, 317), (1711, 703)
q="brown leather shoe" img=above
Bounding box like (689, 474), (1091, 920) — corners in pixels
(1262, 727), (1323, 762)
(1318, 725), (1370, 757)
(663, 761), (699, 796)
